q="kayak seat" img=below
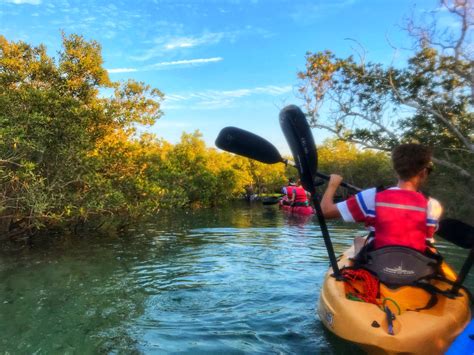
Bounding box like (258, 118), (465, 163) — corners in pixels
(356, 246), (441, 287)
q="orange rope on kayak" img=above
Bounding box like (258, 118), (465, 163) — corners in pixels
(342, 268), (380, 305)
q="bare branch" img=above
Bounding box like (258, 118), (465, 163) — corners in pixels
(338, 110), (399, 141)
(404, 99), (474, 152)
(388, 73), (474, 152)
(344, 38), (367, 66)
(441, 0), (472, 60)
(432, 156), (471, 177)
(314, 123), (393, 151)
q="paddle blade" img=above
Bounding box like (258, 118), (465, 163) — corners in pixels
(437, 218), (474, 249)
(279, 105), (318, 193)
(215, 127), (284, 164)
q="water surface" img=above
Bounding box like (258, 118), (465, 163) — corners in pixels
(0, 203), (472, 353)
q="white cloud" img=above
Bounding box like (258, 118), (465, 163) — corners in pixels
(166, 85), (292, 101)
(147, 57), (223, 68)
(163, 85), (293, 110)
(131, 33), (228, 61)
(107, 68), (138, 73)
(106, 57), (222, 74)
(131, 28), (271, 62)
(4, 0), (41, 4)
(164, 32), (226, 50)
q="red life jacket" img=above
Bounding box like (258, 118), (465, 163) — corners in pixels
(286, 185), (308, 203)
(374, 189), (429, 252)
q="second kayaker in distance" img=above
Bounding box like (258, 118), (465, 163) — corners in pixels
(320, 143), (442, 254)
(282, 178), (310, 207)
(280, 177), (294, 197)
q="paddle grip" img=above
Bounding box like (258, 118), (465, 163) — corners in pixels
(315, 172), (362, 193)
(284, 160), (362, 193)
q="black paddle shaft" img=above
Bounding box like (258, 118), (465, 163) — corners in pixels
(279, 105), (341, 278)
(437, 218), (474, 292)
(451, 247), (474, 294)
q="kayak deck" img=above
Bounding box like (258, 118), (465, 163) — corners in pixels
(318, 244), (471, 354)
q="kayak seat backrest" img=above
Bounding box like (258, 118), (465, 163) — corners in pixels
(362, 246), (439, 287)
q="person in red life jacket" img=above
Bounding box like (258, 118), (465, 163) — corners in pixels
(281, 177), (296, 205)
(286, 179), (310, 207)
(280, 177), (294, 198)
(320, 144), (442, 253)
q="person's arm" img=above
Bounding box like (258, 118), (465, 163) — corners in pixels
(321, 174), (343, 218)
(426, 197), (443, 242)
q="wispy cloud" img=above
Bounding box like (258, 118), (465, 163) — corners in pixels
(163, 85), (293, 110)
(4, 0), (41, 4)
(148, 57), (223, 68)
(132, 27), (272, 62)
(131, 32), (229, 61)
(106, 57), (223, 74)
(164, 33), (226, 50)
(107, 68), (138, 73)
(166, 85), (292, 102)
(36, 2), (135, 41)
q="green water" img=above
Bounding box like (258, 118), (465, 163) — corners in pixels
(0, 203), (472, 354)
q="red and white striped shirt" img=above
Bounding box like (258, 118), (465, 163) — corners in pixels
(336, 187), (442, 242)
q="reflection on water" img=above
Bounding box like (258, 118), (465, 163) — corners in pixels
(0, 202), (471, 353)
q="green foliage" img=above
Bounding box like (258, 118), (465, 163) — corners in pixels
(0, 32), (428, 240)
(0, 33), (161, 238)
(297, 1), (473, 219)
(318, 139), (393, 191)
(0, 33), (294, 239)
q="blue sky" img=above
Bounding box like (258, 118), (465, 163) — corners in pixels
(0, 0), (440, 153)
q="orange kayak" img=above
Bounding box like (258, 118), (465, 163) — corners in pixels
(318, 243), (471, 354)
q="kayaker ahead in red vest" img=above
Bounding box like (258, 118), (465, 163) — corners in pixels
(282, 178), (310, 206)
(320, 144), (442, 253)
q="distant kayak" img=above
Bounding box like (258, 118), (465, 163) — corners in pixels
(261, 196), (283, 205)
(318, 242), (471, 354)
(278, 201), (315, 215)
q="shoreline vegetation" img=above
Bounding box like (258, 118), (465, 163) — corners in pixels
(0, 29), (472, 242)
(0, 34), (390, 242)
